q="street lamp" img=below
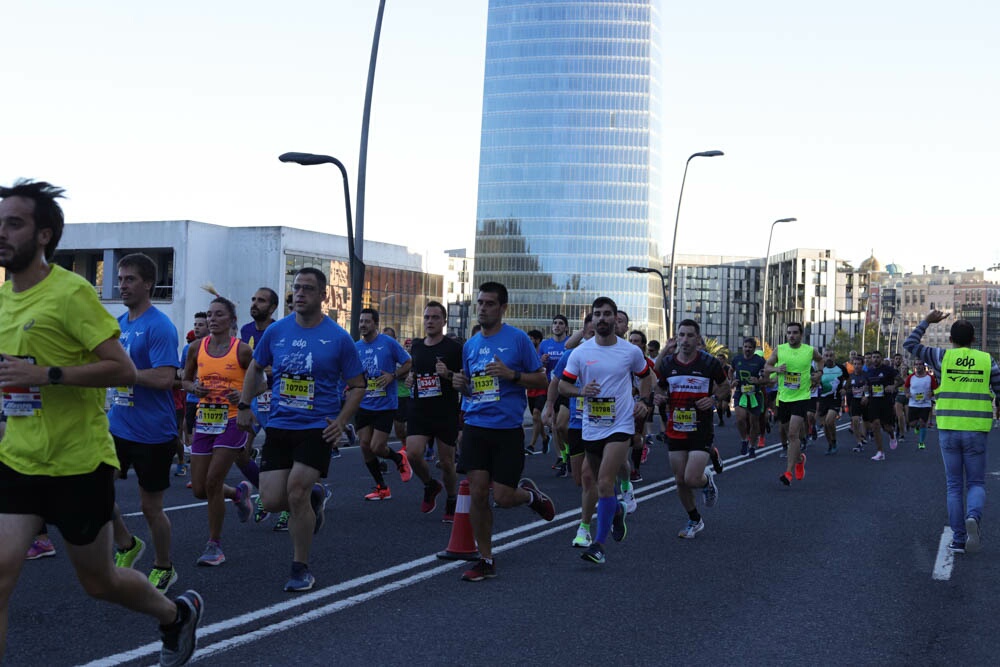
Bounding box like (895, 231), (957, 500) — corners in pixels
(627, 265), (668, 334)
(760, 217), (796, 349)
(279, 152), (365, 339)
(667, 150), (724, 337)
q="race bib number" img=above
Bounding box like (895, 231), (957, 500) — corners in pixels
(673, 408), (697, 432)
(257, 390), (272, 413)
(914, 392), (925, 401)
(740, 383), (755, 395)
(279, 374), (315, 410)
(471, 372), (500, 403)
(365, 377), (387, 399)
(2, 386), (43, 417)
(574, 396), (584, 412)
(871, 384), (885, 398)
(586, 397), (616, 426)
(195, 403), (228, 435)
(784, 372), (802, 390)
(111, 386), (135, 407)
(416, 373), (442, 398)
(852, 386), (865, 398)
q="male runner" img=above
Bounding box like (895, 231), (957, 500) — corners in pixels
(404, 301), (463, 521)
(731, 337), (767, 457)
(355, 309), (412, 500)
(763, 322), (823, 485)
(108, 253), (182, 594)
(655, 319), (726, 538)
(0, 179), (201, 666)
(451, 282), (554, 581)
(891, 352), (910, 441)
(861, 350), (901, 461)
(904, 361), (937, 450)
(847, 363), (869, 452)
(538, 315), (569, 462)
(524, 329), (549, 455)
(238, 267), (365, 590)
(816, 348), (849, 455)
(381, 327), (411, 446)
(562, 298), (652, 564)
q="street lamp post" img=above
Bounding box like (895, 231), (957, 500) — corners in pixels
(627, 265), (668, 334)
(667, 150), (724, 337)
(279, 152), (365, 339)
(760, 217), (796, 349)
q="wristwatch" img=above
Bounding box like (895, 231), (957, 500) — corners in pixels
(237, 402), (252, 411)
(48, 366), (63, 385)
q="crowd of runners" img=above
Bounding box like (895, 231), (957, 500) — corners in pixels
(2, 179), (997, 665)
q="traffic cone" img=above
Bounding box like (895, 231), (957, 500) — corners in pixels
(436, 479), (479, 561)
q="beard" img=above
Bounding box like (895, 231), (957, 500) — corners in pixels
(595, 321), (613, 336)
(0, 235), (38, 273)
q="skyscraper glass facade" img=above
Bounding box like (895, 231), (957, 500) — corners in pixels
(474, 0), (663, 337)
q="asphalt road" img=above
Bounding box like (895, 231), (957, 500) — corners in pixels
(7, 415), (999, 666)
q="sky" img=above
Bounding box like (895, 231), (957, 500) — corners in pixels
(3, 1), (998, 275)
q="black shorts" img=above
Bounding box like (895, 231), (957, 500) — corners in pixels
(777, 399), (812, 424)
(184, 401), (198, 436)
(895, 393), (908, 405)
(529, 394), (547, 413)
(114, 435), (177, 493)
(666, 434), (713, 453)
(567, 428), (584, 457)
(260, 427), (331, 477)
(407, 409), (459, 446)
(584, 432), (633, 456)
(908, 407), (932, 424)
(0, 462), (115, 546)
(849, 398), (866, 418)
(864, 398), (894, 424)
(818, 395), (840, 416)
(556, 396), (570, 412)
(356, 408), (394, 434)
(395, 397), (411, 422)
(457, 424), (525, 488)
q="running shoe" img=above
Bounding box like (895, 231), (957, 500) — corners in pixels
(149, 565), (179, 594)
(173, 463), (187, 476)
(159, 589), (203, 667)
(917, 442), (926, 450)
(612, 502), (628, 542)
(622, 486), (637, 514)
(630, 469), (642, 483)
(740, 440), (749, 456)
(329, 447), (341, 459)
(871, 451), (885, 461)
(518, 477), (555, 521)
(461, 558), (497, 581)
(273, 511), (290, 532)
(115, 536), (146, 569)
(234, 481), (253, 523)
(889, 436), (898, 450)
(703, 470), (719, 507)
(421, 479), (444, 514)
(709, 446), (724, 474)
(253, 496), (269, 523)
(572, 525), (592, 548)
(965, 517), (982, 553)
(311, 483), (329, 534)
(948, 540), (966, 554)
(26, 537), (56, 560)
(552, 461), (567, 477)
(524, 445), (537, 456)
(678, 519), (705, 539)
(581, 543), (606, 564)
(779, 471), (792, 486)
(397, 449), (413, 482)
(794, 453), (806, 481)
(852, 443), (865, 453)
(757, 435), (766, 448)
(364, 484), (392, 501)
(284, 562), (315, 592)
(558, 463), (571, 478)
(196, 541), (225, 567)
(442, 495), (457, 523)
(748, 445), (757, 459)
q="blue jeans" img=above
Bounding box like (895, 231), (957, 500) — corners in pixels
(938, 429), (988, 543)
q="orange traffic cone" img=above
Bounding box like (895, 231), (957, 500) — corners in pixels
(436, 479), (479, 561)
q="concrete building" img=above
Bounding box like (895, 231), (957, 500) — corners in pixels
(668, 254), (763, 349)
(444, 248), (474, 337)
(54, 220), (443, 351)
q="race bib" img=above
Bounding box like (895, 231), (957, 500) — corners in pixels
(574, 396), (584, 412)
(784, 372), (801, 390)
(416, 373), (442, 398)
(871, 384), (885, 398)
(195, 402), (228, 435)
(2, 386), (43, 417)
(365, 377), (387, 399)
(471, 372), (500, 403)
(673, 408), (697, 432)
(586, 397), (616, 426)
(740, 383), (755, 395)
(111, 386), (135, 407)
(914, 392), (925, 401)
(852, 386), (865, 398)
(257, 389), (272, 413)
(279, 373), (315, 410)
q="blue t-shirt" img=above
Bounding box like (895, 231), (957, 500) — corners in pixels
(462, 324), (542, 429)
(553, 349), (582, 430)
(253, 314), (362, 430)
(538, 337), (567, 379)
(108, 306), (180, 443)
(180, 342), (199, 404)
(356, 334), (411, 412)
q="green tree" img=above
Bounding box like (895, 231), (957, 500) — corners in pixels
(702, 337), (730, 361)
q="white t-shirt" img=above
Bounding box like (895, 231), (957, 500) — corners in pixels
(563, 337), (650, 441)
(907, 374), (935, 408)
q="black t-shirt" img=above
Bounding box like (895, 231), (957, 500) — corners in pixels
(409, 336), (463, 415)
(864, 365), (898, 400)
(657, 351), (727, 444)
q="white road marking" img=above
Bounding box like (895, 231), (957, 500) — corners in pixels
(932, 526), (956, 581)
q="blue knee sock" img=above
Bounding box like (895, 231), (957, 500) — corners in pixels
(919, 427), (927, 443)
(238, 459), (260, 488)
(595, 496), (617, 545)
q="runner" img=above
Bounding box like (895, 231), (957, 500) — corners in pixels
(0, 179), (201, 665)
(237, 267), (365, 590)
(562, 298), (652, 564)
(763, 322), (823, 485)
(904, 309), (1000, 553)
(904, 361), (937, 450)
(847, 363), (869, 452)
(381, 327), (411, 447)
(181, 297), (255, 566)
(860, 350), (901, 461)
(451, 282), (554, 581)
(731, 337), (766, 457)
(654, 319), (726, 538)
(524, 329), (548, 456)
(403, 301), (463, 521)
(539, 315), (569, 465)
(355, 309), (412, 501)
(891, 352), (910, 442)
(816, 348), (849, 455)
(107, 252), (183, 594)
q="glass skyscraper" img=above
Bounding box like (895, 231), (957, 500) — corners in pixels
(473, 0), (663, 337)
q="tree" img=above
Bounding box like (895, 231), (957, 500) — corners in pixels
(702, 337), (730, 361)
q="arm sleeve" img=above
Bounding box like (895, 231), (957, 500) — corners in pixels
(902, 321), (945, 373)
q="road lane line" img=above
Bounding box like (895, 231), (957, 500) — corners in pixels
(932, 526), (956, 581)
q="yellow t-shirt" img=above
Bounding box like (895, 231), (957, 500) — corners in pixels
(0, 266), (121, 476)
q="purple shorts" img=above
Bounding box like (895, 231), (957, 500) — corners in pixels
(191, 418), (250, 456)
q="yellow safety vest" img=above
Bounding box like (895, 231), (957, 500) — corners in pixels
(935, 348), (994, 432)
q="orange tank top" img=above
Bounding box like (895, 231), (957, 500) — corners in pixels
(196, 336), (245, 422)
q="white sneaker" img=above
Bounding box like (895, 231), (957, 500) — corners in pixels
(622, 488), (637, 514)
(571, 525), (592, 548)
(678, 519), (705, 539)
(871, 451), (885, 461)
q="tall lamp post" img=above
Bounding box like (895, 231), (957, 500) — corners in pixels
(627, 266), (668, 334)
(666, 150), (724, 337)
(279, 152), (365, 339)
(760, 217), (796, 349)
